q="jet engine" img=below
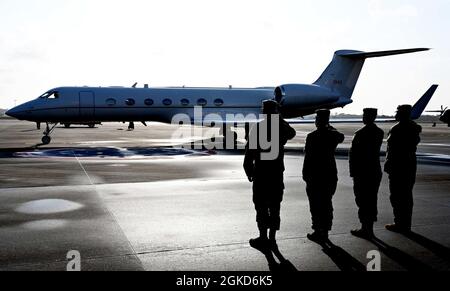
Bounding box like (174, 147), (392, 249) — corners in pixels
(274, 84), (339, 108)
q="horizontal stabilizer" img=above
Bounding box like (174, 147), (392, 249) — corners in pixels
(338, 48), (430, 59)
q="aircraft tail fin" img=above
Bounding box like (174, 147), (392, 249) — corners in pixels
(314, 48), (430, 101)
(411, 84), (438, 120)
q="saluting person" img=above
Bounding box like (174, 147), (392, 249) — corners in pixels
(349, 108), (384, 239)
(244, 100), (296, 252)
(303, 109), (344, 243)
(384, 105), (421, 233)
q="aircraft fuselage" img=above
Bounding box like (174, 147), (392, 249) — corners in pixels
(6, 85), (341, 124)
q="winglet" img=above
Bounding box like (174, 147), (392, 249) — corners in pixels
(411, 85), (439, 120)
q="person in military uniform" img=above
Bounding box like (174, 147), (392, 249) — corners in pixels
(244, 100), (296, 251)
(303, 109), (344, 243)
(349, 108), (384, 239)
(384, 105), (422, 233)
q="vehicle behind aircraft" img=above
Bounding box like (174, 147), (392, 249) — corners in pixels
(427, 105), (450, 127)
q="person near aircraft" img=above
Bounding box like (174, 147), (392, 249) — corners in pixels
(349, 108), (384, 239)
(384, 105), (422, 233)
(244, 100), (296, 253)
(128, 121), (135, 131)
(303, 109), (344, 243)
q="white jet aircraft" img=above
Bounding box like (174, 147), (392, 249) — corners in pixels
(6, 48), (430, 145)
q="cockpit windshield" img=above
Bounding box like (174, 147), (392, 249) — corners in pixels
(39, 91), (59, 99)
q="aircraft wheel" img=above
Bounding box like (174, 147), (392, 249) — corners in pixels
(88, 124), (95, 128)
(42, 136), (51, 145)
(64, 124), (71, 128)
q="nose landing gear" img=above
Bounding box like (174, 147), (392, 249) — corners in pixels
(41, 123), (59, 145)
(42, 135), (51, 145)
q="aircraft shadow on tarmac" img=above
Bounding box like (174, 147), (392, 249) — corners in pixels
(0, 147), (200, 158)
(20, 126), (97, 133)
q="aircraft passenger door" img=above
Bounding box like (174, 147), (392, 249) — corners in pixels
(79, 91), (95, 120)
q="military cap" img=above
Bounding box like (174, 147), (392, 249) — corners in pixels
(363, 108), (378, 118)
(397, 104), (412, 113)
(362, 108), (378, 123)
(364, 108), (378, 115)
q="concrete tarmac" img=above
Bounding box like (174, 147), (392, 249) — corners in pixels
(0, 120), (449, 271)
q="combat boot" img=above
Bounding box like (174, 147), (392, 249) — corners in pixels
(307, 230), (328, 244)
(351, 222), (374, 239)
(249, 237), (269, 251)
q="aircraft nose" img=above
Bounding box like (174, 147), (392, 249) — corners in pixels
(5, 108), (18, 118)
(5, 105), (27, 120)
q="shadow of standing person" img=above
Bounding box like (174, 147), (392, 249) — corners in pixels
(368, 236), (433, 271)
(319, 240), (366, 271)
(251, 242), (298, 272)
(403, 231), (450, 263)
(272, 243), (298, 271)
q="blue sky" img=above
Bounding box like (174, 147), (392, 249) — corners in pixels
(0, 0), (448, 115)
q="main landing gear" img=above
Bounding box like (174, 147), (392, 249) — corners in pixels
(41, 123), (59, 145)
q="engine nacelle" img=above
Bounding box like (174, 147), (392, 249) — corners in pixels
(274, 84), (340, 108)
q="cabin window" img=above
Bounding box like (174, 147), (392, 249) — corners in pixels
(163, 99), (172, 106)
(106, 98), (117, 106)
(145, 98), (154, 106)
(125, 98), (136, 106)
(180, 99), (190, 106)
(214, 99), (224, 107)
(39, 91), (59, 99)
(197, 98), (207, 106)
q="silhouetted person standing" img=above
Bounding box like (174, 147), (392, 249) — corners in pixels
(244, 100), (296, 253)
(385, 105), (422, 233)
(303, 109), (344, 243)
(349, 108), (384, 239)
